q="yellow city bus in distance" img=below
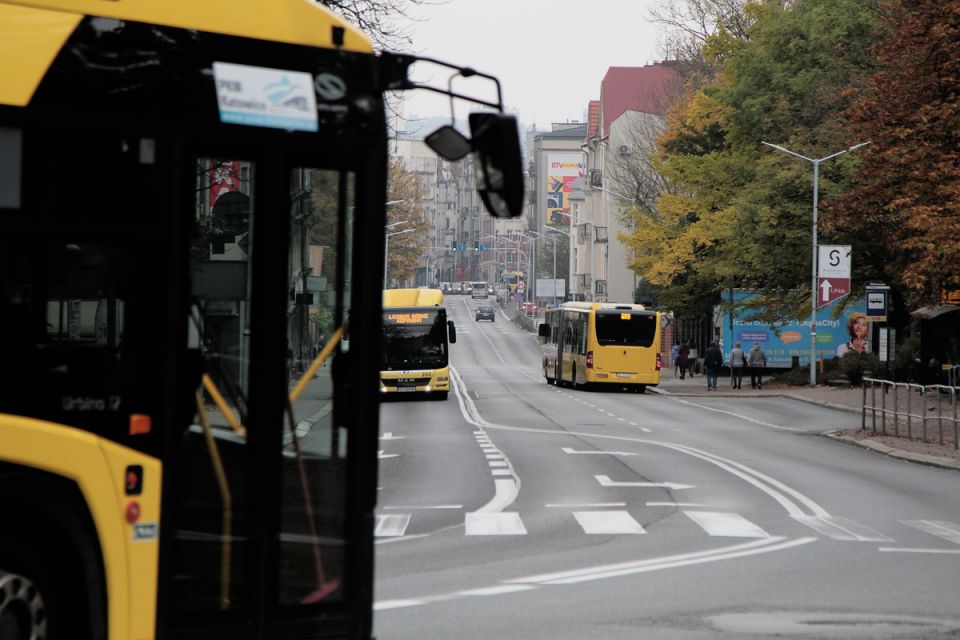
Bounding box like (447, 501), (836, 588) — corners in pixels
(538, 302), (662, 392)
(381, 289), (456, 400)
(501, 271), (524, 294)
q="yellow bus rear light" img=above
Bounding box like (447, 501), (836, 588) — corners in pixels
(129, 413), (152, 435)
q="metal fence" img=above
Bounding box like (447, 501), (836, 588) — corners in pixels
(862, 377), (959, 449)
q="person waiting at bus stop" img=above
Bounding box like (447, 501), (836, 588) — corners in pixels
(747, 342), (767, 389)
(704, 341), (723, 391)
(729, 342), (746, 389)
(677, 342), (690, 380)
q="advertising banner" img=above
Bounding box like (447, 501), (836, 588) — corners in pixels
(545, 153), (584, 227)
(722, 290), (867, 367)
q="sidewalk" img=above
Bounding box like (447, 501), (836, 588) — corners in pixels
(652, 369), (960, 471)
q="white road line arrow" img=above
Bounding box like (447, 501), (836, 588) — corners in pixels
(380, 432), (405, 440)
(562, 447), (637, 456)
(595, 474), (694, 491)
(378, 450), (399, 459)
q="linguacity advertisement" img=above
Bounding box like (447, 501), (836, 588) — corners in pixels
(721, 290), (867, 367)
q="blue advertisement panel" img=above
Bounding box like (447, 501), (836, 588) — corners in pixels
(722, 290), (867, 367)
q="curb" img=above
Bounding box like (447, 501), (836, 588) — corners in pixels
(824, 431), (960, 471)
(650, 387), (862, 415)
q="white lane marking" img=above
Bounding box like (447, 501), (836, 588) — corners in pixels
(903, 520), (960, 545)
(465, 512), (527, 535)
(878, 547), (960, 555)
(562, 447), (637, 456)
(375, 514), (411, 537)
(647, 502), (713, 507)
(492, 468), (512, 476)
(596, 474), (694, 491)
(793, 515), (892, 542)
(380, 432), (405, 440)
(474, 479), (519, 514)
(674, 398), (803, 432)
(546, 502), (626, 508)
(506, 537), (816, 585)
(456, 585), (537, 597)
(378, 450), (399, 459)
(383, 505), (462, 510)
(488, 461), (508, 468)
(640, 427), (654, 433)
(574, 510), (646, 534)
(374, 599), (425, 610)
(685, 511), (769, 538)
(485, 454), (504, 459)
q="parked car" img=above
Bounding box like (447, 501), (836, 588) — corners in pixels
(475, 304), (495, 322)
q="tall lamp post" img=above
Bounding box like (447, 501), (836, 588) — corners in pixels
(761, 140), (870, 386)
(384, 221), (413, 289)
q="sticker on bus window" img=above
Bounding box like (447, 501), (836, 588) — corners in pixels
(213, 62), (318, 132)
(620, 313), (631, 320)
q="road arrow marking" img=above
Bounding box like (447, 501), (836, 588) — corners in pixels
(380, 432), (405, 440)
(595, 475), (694, 491)
(378, 450), (399, 459)
(562, 447), (637, 456)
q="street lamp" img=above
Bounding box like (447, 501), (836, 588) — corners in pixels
(384, 222), (414, 289)
(762, 140), (870, 386)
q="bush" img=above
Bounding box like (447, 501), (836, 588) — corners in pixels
(838, 351), (881, 386)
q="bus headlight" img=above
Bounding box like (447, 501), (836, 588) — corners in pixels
(424, 385), (432, 392)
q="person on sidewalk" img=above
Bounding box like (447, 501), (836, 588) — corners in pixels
(677, 342), (690, 380)
(704, 341), (723, 391)
(729, 342), (746, 389)
(671, 342), (681, 378)
(747, 342), (767, 389)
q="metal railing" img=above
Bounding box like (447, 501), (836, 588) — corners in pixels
(862, 378), (959, 449)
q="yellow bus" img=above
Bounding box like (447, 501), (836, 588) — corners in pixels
(0, 2), (521, 639)
(501, 270), (525, 294)
(381, 289), (456, 400)
(539, 302), (663, 393)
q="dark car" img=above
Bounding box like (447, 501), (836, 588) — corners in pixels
(475, 304), (495, 322)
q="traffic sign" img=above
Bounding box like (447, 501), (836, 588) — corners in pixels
(866, 283), (889, 322)
(818, 245), (851, 279)
(517, 281), (525, 293)
(817, 277), (850, 309)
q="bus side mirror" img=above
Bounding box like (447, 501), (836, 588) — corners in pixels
(538, 323), (550, 338)
(448, 320), (457, 344)
(469, 113), (523, 219)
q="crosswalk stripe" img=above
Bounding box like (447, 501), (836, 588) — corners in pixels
(903, 520), (960, 545)
(793, 515), (892, 542)
(685, 511), (768, 538)
(465, 512), (527, 535)
(375, 514), (411, 537)
(573, 510), (646, 534)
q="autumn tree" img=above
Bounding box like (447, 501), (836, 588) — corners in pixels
(629, 0), (880, 319)
(384, 158), (430, 286)
(824, 0), (960, 308)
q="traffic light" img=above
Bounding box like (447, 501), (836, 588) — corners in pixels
(451, 241), (457, 252)
(474, 241), (479, 251)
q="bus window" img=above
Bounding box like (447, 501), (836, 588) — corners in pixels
(595, 311), (658, 347)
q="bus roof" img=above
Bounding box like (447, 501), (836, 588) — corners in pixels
(1, 0), (373, 106)
(383, 288), (444, 308)
(561, 302), (651, 312)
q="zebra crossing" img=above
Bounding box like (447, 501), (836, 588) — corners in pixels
(374, 510), (960, 548)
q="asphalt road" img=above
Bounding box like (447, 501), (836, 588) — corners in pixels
(374, 296), (960, 640)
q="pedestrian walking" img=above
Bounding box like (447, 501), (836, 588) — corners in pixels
(704, 341), (723, 391)
(671, 343), (681, 377)
(677, 342), (690, 380)
(747, 342), (767, 389)
(729, 342), (746, 389)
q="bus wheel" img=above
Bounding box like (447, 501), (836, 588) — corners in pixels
(0, 570), (46, 640)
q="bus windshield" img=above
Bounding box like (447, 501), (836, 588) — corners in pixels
(595, 310), (658, 347)
(382, 309), (449, 369)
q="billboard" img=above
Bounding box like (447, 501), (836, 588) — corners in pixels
(545, 153), (584, 227)
(721, 290), (867, 367)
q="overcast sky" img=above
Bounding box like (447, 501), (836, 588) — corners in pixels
(396, 0), (667, 131)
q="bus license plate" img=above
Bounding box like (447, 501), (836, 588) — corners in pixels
(398, 387), (416, 392)
(616, 373), (631, 378)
